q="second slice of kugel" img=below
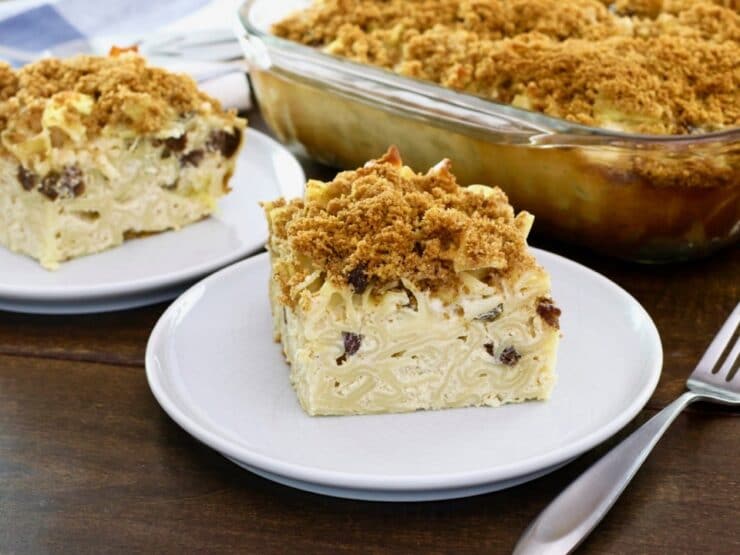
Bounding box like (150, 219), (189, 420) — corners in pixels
(0, 52), (246, 269)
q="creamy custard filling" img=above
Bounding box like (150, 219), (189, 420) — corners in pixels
(272, 269), (559, 415)
(0, 118), (242, 269)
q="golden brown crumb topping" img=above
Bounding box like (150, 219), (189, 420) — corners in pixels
(264, 147), (538, 305)
(273, 0), (740, 135)
(0, 63), (16, 100)
(0, 63), (18, 130)
(0, 53), (236, 144)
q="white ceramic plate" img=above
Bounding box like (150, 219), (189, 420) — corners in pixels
(146, 250), (662, 502)
(0, 130), (304, 314)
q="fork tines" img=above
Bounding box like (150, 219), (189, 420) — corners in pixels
(688, 303), (740, 393)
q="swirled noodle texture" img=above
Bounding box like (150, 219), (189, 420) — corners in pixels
(271, 267), (559, 416)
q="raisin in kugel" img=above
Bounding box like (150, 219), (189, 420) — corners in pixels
(17, 166), (37, 191)
(180, 149), (204, 168)
(336, 331), (363, 366)
(164, 134), (187, 152)
(537, 297), (561, 329)
(207, 129), (241, 158)
(484, 342), (495, 356)
(347, 264), (369, 294)
(499, 346), (521, 366)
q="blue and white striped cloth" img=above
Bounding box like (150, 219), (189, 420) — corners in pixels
(0, 0), (252, 111)
(0, 0), (210, 64)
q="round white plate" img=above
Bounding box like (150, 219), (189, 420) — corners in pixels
(0, 282), (192, 315)
(0, 130), (304, 314)
(146, 250), (662, 502)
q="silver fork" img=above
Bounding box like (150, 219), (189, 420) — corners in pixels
(514, 302), (740, 555)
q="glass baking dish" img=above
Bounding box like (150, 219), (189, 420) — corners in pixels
(237, 0), (739, 262)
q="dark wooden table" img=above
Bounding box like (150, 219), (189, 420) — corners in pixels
(1, 111), (738, 555)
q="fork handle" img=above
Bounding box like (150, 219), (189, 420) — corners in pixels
(513, 392), (697, 555)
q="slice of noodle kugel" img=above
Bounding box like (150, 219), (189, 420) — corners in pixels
(262, 146), (561, 416)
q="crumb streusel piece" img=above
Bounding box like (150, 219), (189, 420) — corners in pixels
(273, 0), (739, 135)
(263, 147), (560, 416)
(0, 52), (246, 269)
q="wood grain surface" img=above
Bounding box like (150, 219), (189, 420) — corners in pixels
(0, 112), (738, 555)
